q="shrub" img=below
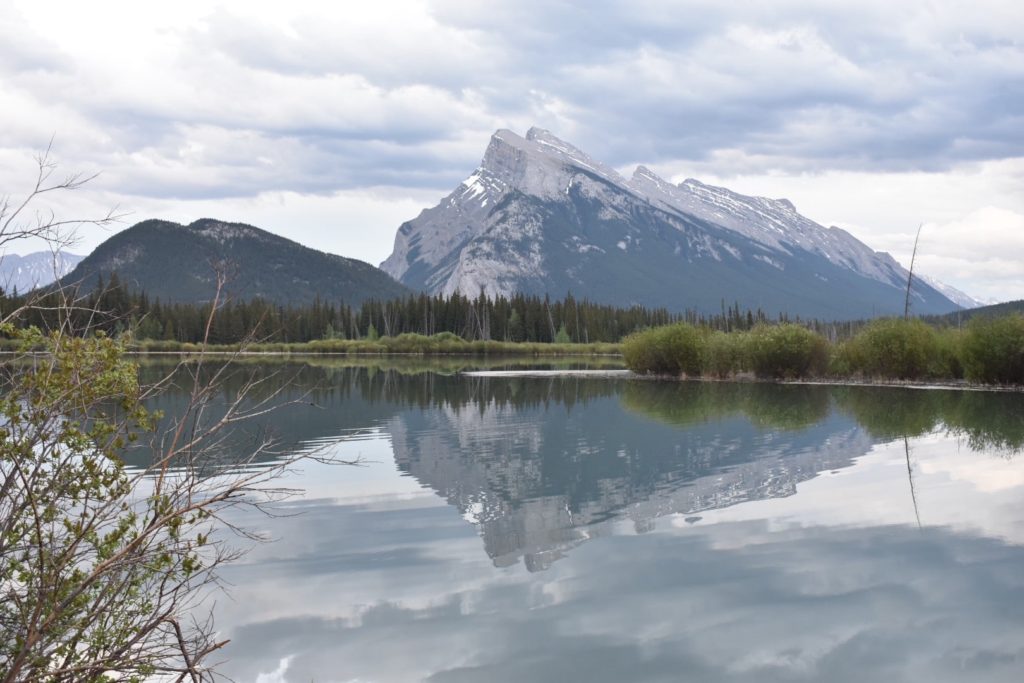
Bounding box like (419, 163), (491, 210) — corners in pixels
(622, 330), (658, 373)
(703, 330), (744, 378)
(962, 314), (1024, 384)
(846, 318), (938, 380)
(622, 323), (706, 376)
(932, 328), (965, 380)
(828, 340), (858, 378)
(431, 331), (466, 343)
(745, 323), (828, 379)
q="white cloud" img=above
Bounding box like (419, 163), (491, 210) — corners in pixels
(254, 656), (293, 683)
(2, 0), (1022, 302)
(916, 207), (1024, 302)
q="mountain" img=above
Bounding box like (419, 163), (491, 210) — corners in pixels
(917, 274), (990, 309)
(61, 218), (409, 306)
(0, 251), (83, 293)
(923, 298), (1024, 327)
(382, 128), (958, 319)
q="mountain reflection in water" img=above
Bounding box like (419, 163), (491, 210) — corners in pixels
(134, 360), (1024, 682)
(136, 361), (1024, 572)
(389, 382), (870, 571)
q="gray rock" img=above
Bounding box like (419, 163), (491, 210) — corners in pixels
(382, 128), (963, 318)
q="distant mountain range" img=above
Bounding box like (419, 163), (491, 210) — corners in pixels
(1, 131), (989, 318)
(381, 128), (962, 319)
(57, 218), (408, 306)
(0, 251), (83, 294)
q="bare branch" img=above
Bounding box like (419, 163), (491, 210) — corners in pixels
(1, 147), (347, 681)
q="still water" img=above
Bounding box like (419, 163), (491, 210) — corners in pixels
(142, 359), (1024, 682)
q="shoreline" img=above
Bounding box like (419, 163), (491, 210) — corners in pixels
(465, 366), (1024, 393)
(3, 349), (1021, 392)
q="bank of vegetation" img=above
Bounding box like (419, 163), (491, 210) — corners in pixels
(4, 272), (1023, 374)
(1, 274), (855, 346)
(127, 334), (621, 356)
(1, 277), (676, 345)
(623, 314), (1024, 386)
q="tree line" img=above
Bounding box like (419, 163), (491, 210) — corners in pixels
(0, 272), (832, 344)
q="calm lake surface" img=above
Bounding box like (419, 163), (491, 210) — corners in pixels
(141, 358), (1024, 682)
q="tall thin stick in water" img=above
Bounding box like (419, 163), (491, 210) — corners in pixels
(904, 223), (923, 320)
(904, 436), (922, 529)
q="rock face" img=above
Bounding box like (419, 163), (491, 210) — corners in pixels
(382, 128), (959, 318)
(61, 218), (408, 306)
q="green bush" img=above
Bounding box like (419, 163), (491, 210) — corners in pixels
(846, 318), (938, 380)
(828, 340), (857, 378)
(932, 328), (965, 380)
(431, 331), (466, 343)
(621, 330), (659, 373)
(703, 331), (745, 378)
(744, 323), (828, 379)
(622, 323), (706, 376)
(962, 314), (1024, 384)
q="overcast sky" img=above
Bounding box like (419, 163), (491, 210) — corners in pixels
(2, 0), (1022, 302)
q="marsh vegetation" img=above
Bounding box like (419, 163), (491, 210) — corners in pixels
(623, 315), (1024, 386)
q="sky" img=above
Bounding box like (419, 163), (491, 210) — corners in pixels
(1, 0), (1022, 302)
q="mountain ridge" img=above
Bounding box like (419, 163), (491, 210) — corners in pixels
(382, 128), (961, 319)
(60, 218), (409, 306)
(0, 251), (84, 293)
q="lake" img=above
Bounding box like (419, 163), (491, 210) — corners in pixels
(140, 358), (1024, 682)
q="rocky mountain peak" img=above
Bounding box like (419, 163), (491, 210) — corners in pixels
(479, 129), (534, 188)
(479, 127), (626, 197)
(630, 165), (678, 194)
(524, 126), (554, 141)
(632, 165), (656, 178)
(525, 126), (595, 166)
(524, 127), (626, 185)
(382, 127), (964, 317)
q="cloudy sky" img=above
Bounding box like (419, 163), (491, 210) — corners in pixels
(1, 0), (1022, 302)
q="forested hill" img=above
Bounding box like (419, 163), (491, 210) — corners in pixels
(922, 299), (1024, 326)
(59, 218), (410, 307)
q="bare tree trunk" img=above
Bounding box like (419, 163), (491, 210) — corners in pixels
(904, 223), (923, 320)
